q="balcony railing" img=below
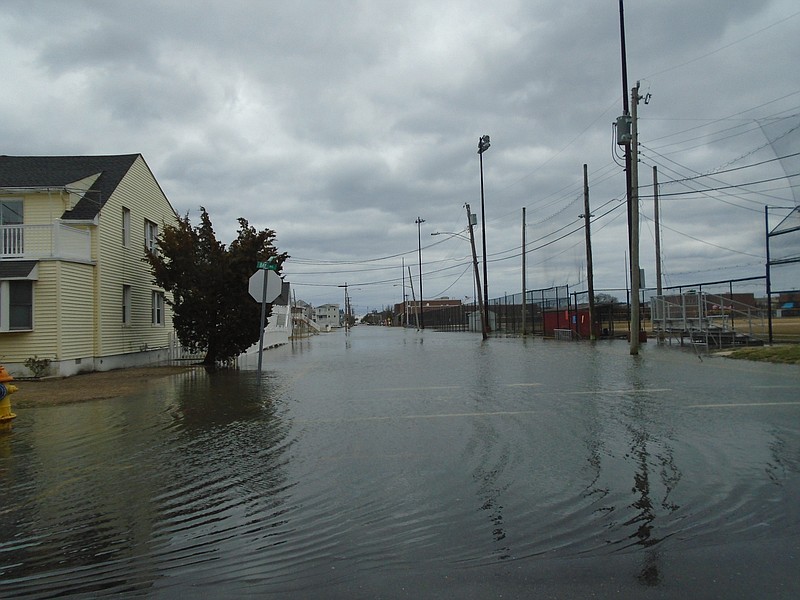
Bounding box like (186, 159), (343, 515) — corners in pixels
(1, 223), (92, 262)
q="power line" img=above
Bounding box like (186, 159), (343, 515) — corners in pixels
(640, 213), (763, 259)
(646, 172), (799, 198)
(644, 150), (800, 186)
(643, 11), (800, 79)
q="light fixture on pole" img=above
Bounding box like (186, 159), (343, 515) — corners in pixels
(478, 135), (491, 332)
(415, 216), (425, 330)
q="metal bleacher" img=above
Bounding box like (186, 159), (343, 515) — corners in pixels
(651, 291), (765, 349)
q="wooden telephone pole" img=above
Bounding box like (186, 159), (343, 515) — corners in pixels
(582, 164), (596, 340)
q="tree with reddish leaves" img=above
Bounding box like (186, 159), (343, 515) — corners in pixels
(145, 207), (288, 366)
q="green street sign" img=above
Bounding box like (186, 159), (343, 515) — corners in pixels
(257, 261), (278, 271)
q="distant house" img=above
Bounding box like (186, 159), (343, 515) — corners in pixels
(0, 154), (178, 376)
(315, 303), (341, 330)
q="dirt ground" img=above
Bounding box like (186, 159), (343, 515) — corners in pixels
(9, 365), (199, 407)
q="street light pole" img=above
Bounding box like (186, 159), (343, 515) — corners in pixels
(478, 135), (491, 331)
(415, 216), (425, 330)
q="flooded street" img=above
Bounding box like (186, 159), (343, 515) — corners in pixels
(2, 327), (800, 598)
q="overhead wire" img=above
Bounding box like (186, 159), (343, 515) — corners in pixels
(638, 145), (797, 210)
(294, 76), (800, 295)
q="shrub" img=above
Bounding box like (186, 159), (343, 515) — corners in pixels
(24, 355), (51, 378)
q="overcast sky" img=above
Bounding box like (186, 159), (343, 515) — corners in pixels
(2, 1), (798, 313)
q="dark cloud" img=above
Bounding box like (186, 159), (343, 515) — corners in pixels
(1, 0), (797, 311)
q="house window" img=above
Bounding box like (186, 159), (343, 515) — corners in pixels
(152, 291), (164, 326)
(0, 199), (23, 226)
(0, 280), (33, 331)
(122, 208), (131, 247)
(122, 285), (132, 325)
(145, 220), (158, 254)
(1, 198), (24, 256)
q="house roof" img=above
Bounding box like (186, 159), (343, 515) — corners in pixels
(0, 154), (140, 220)
(0, 260), (38, 279)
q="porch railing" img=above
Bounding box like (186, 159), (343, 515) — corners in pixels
(1, 223), (92, 261)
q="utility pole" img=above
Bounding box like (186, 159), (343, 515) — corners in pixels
(339, 282), (350, 333)
(466, 203), (488, 339)
(478, 135), (491, 331)
(581, 164), (596, 341)
(618, 0), (632, 263)
(401, 258), (407, 327)
(629, 82), (642, 355)
(653, 165), (665, 343)
(521, 207), (527, 336)
(416, 217), (425, 330)
(617, 0), (641, 355)
(407, 265), (419, 330)
(765, 206), (774, 345)
(653, 165), (663, 298)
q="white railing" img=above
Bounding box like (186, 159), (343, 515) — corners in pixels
(292, 313), (320, 335)
(169, 304), (293, 366)
(168, 333), (206, 362)
(1, 223), (92, 261)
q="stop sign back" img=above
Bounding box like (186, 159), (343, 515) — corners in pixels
(248, 269), (282, 303)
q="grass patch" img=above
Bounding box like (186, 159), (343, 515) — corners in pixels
(725, 345), (800, 365)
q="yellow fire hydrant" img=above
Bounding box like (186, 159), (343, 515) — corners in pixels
(0, 365), (18, 428)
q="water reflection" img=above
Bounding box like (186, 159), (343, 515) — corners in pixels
(468, 418), (512, 561)
(616, 357), (680, 585)
(1, 329), (799, 598)
(0, 368), (295, 597)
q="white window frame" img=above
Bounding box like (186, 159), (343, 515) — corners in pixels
(145, 219), (158, 254)
(151, 290), (164, 326)
(122, 284), (132, 326)
(122, 207), (131, 247)
(0, 280), (33, 332)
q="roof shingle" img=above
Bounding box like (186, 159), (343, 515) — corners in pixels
(0, 154), (140, 220)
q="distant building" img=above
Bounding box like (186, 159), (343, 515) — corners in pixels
(776, 292), (800, 317)
(316, 303), (341, 330)
(291, 299), (320, 336)
(393, 298), (463, 327)
(292, 299), (314, 322)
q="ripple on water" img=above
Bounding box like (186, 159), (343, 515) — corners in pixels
(2, 334), (798, 597)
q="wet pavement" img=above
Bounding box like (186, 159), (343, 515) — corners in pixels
(1, 327), (799, 598)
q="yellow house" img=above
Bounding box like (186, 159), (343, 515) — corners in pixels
(0, 154), (178, 377)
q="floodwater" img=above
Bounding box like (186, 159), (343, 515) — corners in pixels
(1, 328), (799, 599)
